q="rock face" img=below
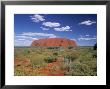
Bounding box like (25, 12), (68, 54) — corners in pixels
(31, 38), (77, 47)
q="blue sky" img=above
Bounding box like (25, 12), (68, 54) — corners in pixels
(14, 14), (97, 46)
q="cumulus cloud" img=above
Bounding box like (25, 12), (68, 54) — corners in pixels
(30, 14), (45, 22)
(49, 35), (57, 38)
(30, 15), (72, 32)
(71, 39), (77, 41)
(21, 32), (57, 38)
(54, 26), (71, 31)
(79, 20), (96, 26)
(40, 27), (49, 30)
(42, 22), (60, 27)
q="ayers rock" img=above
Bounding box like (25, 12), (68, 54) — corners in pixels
(31, 38), (77, 47)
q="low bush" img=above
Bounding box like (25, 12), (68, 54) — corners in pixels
(64, 53), (78, 62)
(44, 56), (57, 63)
(53, 52), (58, 56)
(68, 46), (73, 49)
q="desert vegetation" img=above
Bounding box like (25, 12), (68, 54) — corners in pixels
(14, 46), (97, 76)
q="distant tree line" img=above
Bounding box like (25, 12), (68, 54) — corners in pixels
(93, 43), (97, 50)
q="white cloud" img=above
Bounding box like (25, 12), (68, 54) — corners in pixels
(79, 20), (96, 26)
(15, 35), (38, 41)
(21, 32), (57, 38)
(49, 35), (57, 38)
(54, 26), (71, 31)
(42, 22), (60, 27)
(15, 39), (33, 46)
(15, 35), (33, 39)
(78, 35), (96, 41)
(78, 35), (97, 41)
(30, 14), (45, 22)
(14, 32), (57, 46)
(78, 37), (96, 41)
(71, 39), (77, 41)
(85, 35), (90, 37)
(18, 39), (25, 41)
(15, 35), (38, 46)
(40, 27), (49, 30)
(32, 38), (37, 40)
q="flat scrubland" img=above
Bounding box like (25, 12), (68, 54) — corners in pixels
(14, 46), (97, 76)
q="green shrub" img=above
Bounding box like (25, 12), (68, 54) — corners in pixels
(92, 51), (97, 58)
(53, 52), (58, 56)
(24, 49), (30, 55)
(64, 53), (78, 62)
(44, 56), (57, 63)
(47, 46), (60, 49)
